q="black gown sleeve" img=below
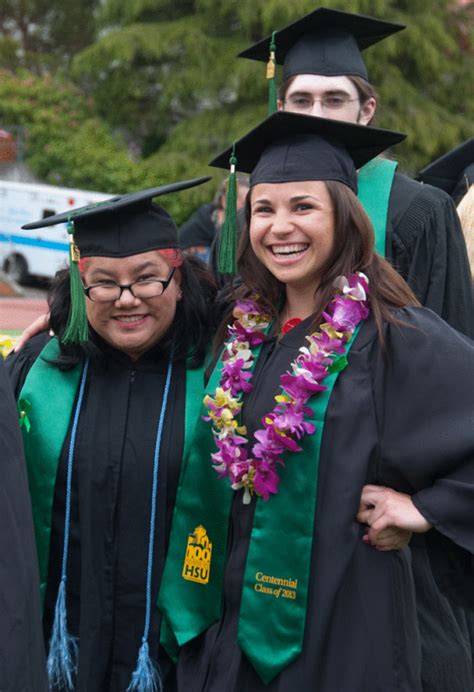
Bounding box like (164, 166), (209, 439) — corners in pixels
(378, 308), (474, 546)
(376, 307), (474, 604)
(388, 175), (474, 338)
(179, 203), (216, 249)
(0, 360), (48, 691)
(5, 332), (51, 399)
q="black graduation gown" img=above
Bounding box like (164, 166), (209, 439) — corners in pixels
(7, 334), (185, 692)
(386, 174), (474, 338)
(0, 359), (48, 692)
(175, 307), (474, 692)
(179, 203), (217, 250)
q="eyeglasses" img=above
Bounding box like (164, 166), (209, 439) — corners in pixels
(283, 94), (359, 113)
(83, 266), (176, 303)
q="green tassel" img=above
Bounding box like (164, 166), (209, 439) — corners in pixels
(62, 220), (89, 344)
(218, 146), (238, 276)
(18, 398), (32, 433)
(267, 32), (277, 114)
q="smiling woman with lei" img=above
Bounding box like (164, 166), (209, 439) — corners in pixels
(159, 113), (474, 692)
(204, 274), (369, 504)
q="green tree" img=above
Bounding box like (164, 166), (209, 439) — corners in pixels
(1, 0), (472, 224)
(72, 0), (473, 174)
(0, 0), (99, 72)
(0, 70), (138, 192)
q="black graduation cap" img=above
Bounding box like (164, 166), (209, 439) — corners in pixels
(418, 138), (474, 202)
(22, 177), (211, 344)
(238, 8), (405, 82)
(209, 111), (405, 192)
(22, 177), (212, 258)
(209, 112), (405, 274)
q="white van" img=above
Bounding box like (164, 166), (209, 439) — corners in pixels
(0, 180), (111, 283)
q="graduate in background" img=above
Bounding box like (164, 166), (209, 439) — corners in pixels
(419, 137), (474, 280)
(0, 359), (48, 692)
(159, 113), (474, 691)
(457, 185), (474, 280)
(237, 8), (474, 338)
(419, 137), (474, 683)
(180, 177), (249, 269)
(6, 178), (216, 692)
(419, 137), (474, 205)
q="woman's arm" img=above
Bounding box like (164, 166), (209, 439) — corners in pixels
(376, 308), (474, 555)
(13, 312), (50, 352)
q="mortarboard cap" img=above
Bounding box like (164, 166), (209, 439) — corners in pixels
(418, 138), (474, 202)
(23, 177), (212, 257)
(238, 8), (405, 83)
(209, 112), (405, 191)
(209, 112), (405, 273)
(22, 176), (211, 344)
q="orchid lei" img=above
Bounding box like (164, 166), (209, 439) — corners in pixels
(204, 272), (370, 504)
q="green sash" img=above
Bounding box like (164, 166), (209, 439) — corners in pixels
(159, 339), (266, 649)
(19, 338), (82, 604)
(18, 338), (206, 607)
(357, 157), (398, 257)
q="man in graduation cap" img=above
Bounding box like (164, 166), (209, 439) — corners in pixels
(238, 7), (474, 338)
(419, 138), (474, 280)
(6, 177), (216, 692)
(0, 360), (48, 691)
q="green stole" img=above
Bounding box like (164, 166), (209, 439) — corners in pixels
(18, 337), (206, 607)
(358, 157), (398, 255)
(158, 159), (397, 683)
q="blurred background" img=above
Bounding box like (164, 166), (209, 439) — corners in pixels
(0, 0), (472, 343)
(0, 0), (472, 221)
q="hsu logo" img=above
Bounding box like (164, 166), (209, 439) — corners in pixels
(182, 525), (212, 585)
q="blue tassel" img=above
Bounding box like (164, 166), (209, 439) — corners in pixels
(127, 639), (162, 692)
(47, 577), (78, 690)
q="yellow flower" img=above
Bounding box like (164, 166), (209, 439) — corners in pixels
(320, 323), (343, 340)
(0, 335), (18, 359)
(275, 393), (292, 404)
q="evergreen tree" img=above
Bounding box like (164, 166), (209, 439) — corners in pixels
(0, 0), (99, 71)
(73, 1), (473, 180)
(0, 0), (472, 223)
(0, 70), (140, 192)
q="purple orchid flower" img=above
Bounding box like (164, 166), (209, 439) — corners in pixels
(252, 427), (286, 461)
(234, 299), (263, 316)
(308, 330), (346, 355)
(221, 358), (254, 396)
(253, 459), (280, 501)
(229, 460), (251, 485)
(324, 296), (369, 331)
(231, 321), (267, 347)
(280, 373), (327, 401)
(267, 409), (316, 439)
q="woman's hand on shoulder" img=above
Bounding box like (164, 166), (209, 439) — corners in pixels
(14, 313), (51, 352)
(356, 484), (432, 551)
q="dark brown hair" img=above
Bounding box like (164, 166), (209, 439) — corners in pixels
(214, 180), (419, 349)
(278, 74), (378, 125)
